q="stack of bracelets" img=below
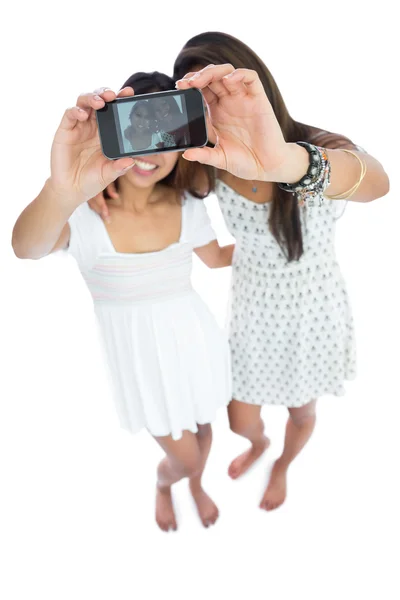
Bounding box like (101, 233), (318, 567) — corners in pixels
(278, 142), (331, 207)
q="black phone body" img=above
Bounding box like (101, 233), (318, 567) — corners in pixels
(96, 88), (208, 159)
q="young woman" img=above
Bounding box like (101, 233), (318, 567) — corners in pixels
(152, 95), (189, 147)
(90, 33), (389, 512)
(12, 72), (234, 532)
(124, 99), (159, 152)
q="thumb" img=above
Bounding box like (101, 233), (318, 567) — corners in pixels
(102, 158), (135, 186)
(182, 146), (226, 170)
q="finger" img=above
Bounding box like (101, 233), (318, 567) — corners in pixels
(221, 73), (248, 97)
(223, 68), (265, 97)
(76, 91), (108, 113)
(93, 87), (118, 102)
(102, 158), (135, 188)
(176, 72), (218, 106)
(200, 65), (230, 99)
(175, 64), (216, 86)
(183, 146), (226, 170)
(58, 106), (90, 131)
(117, 86), (134, 98)
(205, 111), (217, 146)
(106, 181), (119, 199)
(90, 192), (111, 222)
(175, 71), (196, 83)
(201, 86), (218, 107)
(178, 64), (235, 95)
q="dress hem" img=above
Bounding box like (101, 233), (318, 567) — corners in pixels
(232, 374), (357, 408)
(118, 397), (231, 441)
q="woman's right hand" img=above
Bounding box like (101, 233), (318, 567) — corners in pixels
(50, 87), (135, 206)
(88, 182), (119, 223)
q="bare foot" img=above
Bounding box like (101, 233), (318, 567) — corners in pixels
(259, 461), (287, 511)
(189, 484), (219, 528)
(228, 436), (270, 480)
(155, 485), (177, 532)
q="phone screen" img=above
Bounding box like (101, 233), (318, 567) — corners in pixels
(114, 93), (190, 155)
(97, 88), (207, 159)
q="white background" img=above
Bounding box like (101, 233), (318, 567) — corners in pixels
(1, 2), (399, 599)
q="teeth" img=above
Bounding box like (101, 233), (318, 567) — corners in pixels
(134, 159), (157, 171)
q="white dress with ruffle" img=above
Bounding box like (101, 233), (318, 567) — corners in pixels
(67, 195), (231, 440)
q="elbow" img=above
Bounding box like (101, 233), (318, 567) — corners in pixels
(11, 233), (27, 259)
(11, 235), (41, 260)
(381, 173), (390, 197)
(365, 171), (390, 203)
(208, 261), (221, 269)
(12, 242), (32, 260)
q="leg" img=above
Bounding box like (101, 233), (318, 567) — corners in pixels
(260, 399), (317, 511)
(154, 431), (202, 532)
(189, 424), (219, 527)
(227, 399), (270, 479)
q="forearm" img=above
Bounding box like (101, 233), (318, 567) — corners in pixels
(12, 179), (81, 259)
(212, 243), (235, 268)
(271, 143), (389, 203)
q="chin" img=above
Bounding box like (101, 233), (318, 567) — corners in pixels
(126, 172), (164, 188)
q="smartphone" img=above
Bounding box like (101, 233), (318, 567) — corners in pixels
(96, 88), (208, 159)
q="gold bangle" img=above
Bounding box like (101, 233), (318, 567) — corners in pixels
(326, 149), (367, 200)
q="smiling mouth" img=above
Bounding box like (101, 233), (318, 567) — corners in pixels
(133, 158), (158, 171)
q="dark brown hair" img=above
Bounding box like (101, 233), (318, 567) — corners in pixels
(112, 71), (215, 200)
(173, 32), (356, 261)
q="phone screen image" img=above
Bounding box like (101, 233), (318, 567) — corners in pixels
(114, 93), (190, 155)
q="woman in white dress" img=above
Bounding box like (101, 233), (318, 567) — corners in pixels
(92, 35), (390, 513)
(12, 72), (234, 532)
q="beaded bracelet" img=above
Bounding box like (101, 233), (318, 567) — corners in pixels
(278, 142), (331, 207)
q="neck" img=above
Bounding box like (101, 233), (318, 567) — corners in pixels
(112, 177), (161, 213)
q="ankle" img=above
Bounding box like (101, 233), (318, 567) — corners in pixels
(274, 458), (289, 473)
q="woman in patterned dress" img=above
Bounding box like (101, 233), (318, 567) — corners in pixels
(90, 33), (389, 512)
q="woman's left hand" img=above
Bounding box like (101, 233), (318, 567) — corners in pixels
(176, 64), (307, 183)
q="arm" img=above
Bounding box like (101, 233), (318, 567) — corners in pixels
(12, 179), (74, 259)
(280, 133), (389, 203)
(12, 86), (135, 259)
(194, 240), (235, 268)
(176, 66), (389, 204)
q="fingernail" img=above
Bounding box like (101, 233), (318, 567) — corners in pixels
(94, 95), (102, 101)
(121, 161), (135, 172)
(189, 73), (201, 80)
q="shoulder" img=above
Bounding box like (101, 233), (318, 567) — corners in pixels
(182, 192), (212, 226)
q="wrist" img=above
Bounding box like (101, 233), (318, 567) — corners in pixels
(45, 178), (86, 210)
(266, 143), (310, 184)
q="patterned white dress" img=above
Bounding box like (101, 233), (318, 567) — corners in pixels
(66, 194), (231, 440)
(215, 180), (356, 407)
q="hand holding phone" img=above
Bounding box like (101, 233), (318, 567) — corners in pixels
(96, 88), (208, 159)
(50, 88), (135, 205)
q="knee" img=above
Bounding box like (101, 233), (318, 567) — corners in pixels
(229, 415), (262, 437)
(229, 417), (248, 436)
(289, 400), (317, 427)
(196, 423), (212, 439)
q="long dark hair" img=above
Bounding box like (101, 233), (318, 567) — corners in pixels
(173, 32), (354, 261)
(113, 71), (215, 199)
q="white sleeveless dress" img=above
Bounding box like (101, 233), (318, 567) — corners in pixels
(215, 180), (356, 408)
(66, 194), (231, 440)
